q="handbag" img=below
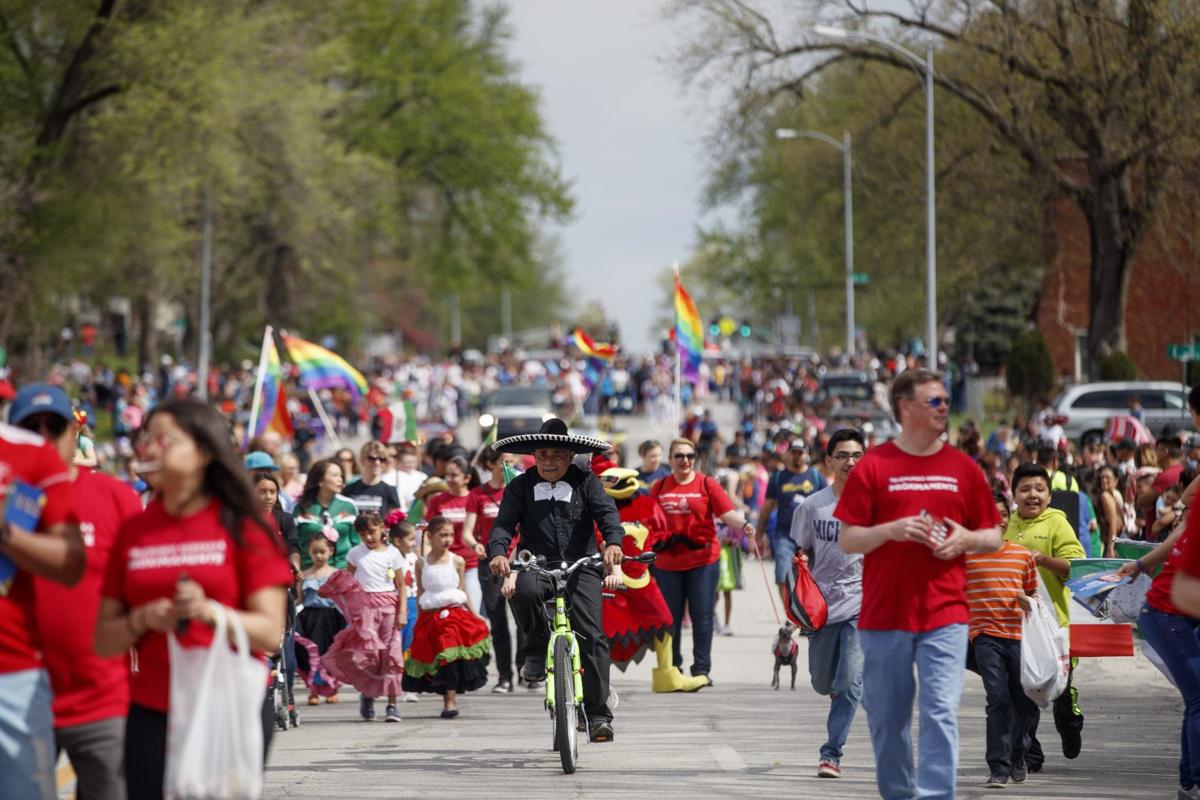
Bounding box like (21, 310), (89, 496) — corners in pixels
(1019, 594), (1070, 708)
(784, 554), (827, 634)
(165, 602), (267, 800)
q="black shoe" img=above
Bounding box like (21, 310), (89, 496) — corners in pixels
(521, 661), (547, 684)
(359, 695), (375, 721)
(983, 773), (1008, 788)
(1026, 760), (1043, 774)
(1061, 728), (1081, 760)
(589, 720), (614, 742)
(493, 679), (513, 694)
(1010, 761), (1026, 783)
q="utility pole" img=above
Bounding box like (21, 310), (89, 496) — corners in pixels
(197, 181), (213, 400)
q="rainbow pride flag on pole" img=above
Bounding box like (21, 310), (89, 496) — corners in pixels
(673, 270), (703, 380)
(282, 333), (369, 403)
(246, 327), (294, 447)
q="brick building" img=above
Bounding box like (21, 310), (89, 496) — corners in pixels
(1036, 176), (1200, 382)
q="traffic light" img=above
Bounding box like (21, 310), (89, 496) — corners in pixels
(709, 318), (721, 336)
(739, 322), (752, 338)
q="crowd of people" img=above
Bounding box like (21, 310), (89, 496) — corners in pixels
(1, 346), (1199, 800)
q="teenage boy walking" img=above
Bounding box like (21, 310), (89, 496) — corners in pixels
(791, 428), (865, 779)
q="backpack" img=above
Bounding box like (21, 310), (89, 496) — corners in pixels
(1047, 469), (1081, 536)
(784, 555), (828, 634)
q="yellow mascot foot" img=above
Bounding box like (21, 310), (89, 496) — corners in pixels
(650, 635), (711, 692)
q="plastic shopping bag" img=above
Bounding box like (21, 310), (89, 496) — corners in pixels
(1020, 594), (1070, 708)
(165, 602), (267, 800)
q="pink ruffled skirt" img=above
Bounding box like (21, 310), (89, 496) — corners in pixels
(319, 570), (405, 698)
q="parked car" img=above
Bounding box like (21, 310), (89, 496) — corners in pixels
(820, 371), (875, 406)
(478, 385), (556, 440)
(1051, 381), (1191, 444)
(827, 405), (902, 443)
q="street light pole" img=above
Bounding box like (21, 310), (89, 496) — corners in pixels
(813, 26), (937, 365)
(775, 127), (855, 356)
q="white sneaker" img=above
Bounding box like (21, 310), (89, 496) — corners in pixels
(403, 693), (419, 703)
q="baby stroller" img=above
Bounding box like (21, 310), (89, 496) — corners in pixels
(267, 590), (300, 730)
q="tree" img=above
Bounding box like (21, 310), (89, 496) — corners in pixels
(669, 0), (1200, 375)
(1006, 328), (1054, 406)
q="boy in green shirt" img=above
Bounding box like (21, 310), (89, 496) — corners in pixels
(1003, 463), (1086, 772)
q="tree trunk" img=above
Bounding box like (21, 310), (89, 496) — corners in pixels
(135, 292), (157, 374)
(1082, 166), (1135, 380)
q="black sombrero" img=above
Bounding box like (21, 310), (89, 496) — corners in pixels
(493, 418), (611, 455)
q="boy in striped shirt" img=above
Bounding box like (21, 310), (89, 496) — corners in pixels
(965, 536), (1038, 788)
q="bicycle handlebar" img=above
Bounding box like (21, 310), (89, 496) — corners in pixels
(510, 549), (655, 578)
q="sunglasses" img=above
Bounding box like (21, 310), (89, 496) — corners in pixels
(673, 452), (696, 461)
(365, 455), (389, 464)
(922, 397), (948, 409)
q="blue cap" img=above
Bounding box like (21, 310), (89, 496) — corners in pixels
(244, 451), (278, 471)
(9, 384), (73, 426)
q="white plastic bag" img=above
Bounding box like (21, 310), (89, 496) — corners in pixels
(1020, 594), (1070, 708)
(165, 602), (267, 800)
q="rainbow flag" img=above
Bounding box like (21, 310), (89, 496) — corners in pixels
(673, 272), (704, 380)
(569, 327), (617, 361)
(253, 337), (293, 440)
(282, 334), (369, 402)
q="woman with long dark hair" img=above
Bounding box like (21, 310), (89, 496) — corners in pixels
(425, 455), (483, 614)
(295, 458), (359, 569)
(95, 398), (292, 800)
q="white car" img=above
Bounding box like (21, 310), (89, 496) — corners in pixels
(1052, 381), (1191, 444)
(478, 385), (556, 441)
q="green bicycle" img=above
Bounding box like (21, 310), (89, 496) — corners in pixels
(511, 548), (655, 774)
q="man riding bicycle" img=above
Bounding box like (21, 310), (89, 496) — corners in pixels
(487, 419), (625, 742)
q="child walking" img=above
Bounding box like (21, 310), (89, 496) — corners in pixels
(387, 513), (421, 703)
(294, 535), (346, 704)
(402, 516), (491, 718)
(321, 512), (408, 723)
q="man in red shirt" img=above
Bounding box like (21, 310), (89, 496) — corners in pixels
(1170, 384), (1200, 615)
(1, 383), (84, 800)
(836, 369), (1002, 799)
(23, 386), (142, 800)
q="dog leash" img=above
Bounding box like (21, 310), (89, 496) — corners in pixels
(746, 530), (782, 625)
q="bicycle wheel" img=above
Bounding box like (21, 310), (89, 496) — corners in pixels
(553, 636), (578, 774)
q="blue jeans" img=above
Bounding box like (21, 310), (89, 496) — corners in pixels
(860, 624), (967, 800)
(772, 536), (797, 584)
(655, 560), (720, 675)
(808, 617), (864, 763)
(0, 668), (56, 800)
(1139, 605), (1200, 788)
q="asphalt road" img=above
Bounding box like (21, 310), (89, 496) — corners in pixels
(265, 401), (1182, 799)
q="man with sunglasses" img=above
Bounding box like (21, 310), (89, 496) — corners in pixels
(1, 384), (85, 799)
(759, 439), (827, 608)
(791, 428), (866, 780)
(342, 440), (402, 519)
(835, 369), (1003, 800)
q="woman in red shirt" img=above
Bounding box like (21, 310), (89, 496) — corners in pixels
(650, 437), (754, 683)
(463, 447), (520, 690)
(425, 455), (482, 615)
(95, 399), (293, 800)
(1117, 509), (1198, 798)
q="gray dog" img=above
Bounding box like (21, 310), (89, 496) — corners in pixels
(771, 623), (799, 690)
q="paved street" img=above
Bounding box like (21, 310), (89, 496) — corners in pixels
(265, 481), (1182, 799)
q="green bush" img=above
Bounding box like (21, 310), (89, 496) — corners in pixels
(1099, 351), (1137, 381)
(1006, 329), (1055, 402)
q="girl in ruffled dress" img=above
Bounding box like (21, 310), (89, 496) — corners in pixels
(402, 516), (491, 718)
(320, 512), (408, 723)
(294, 535), (346, 704)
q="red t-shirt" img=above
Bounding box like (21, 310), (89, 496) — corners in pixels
(425, 492), (476, 569)
(101, 499), (292, 712)
(1152, 463), (1184, 496)
(1149, 511), (1197, 615)
(465, 483), (505, 548)
(0, 424), (77, 674)
(35, 470), (142, 728)
(650, 473), (735, 571)
(835, 442), (1001, 632)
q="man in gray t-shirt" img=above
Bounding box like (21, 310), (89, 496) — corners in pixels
(789, 428), (866, 779)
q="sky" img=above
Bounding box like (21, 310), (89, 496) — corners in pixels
(506, 1), (714, 354)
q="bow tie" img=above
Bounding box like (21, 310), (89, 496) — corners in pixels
(533, 482), (573, 503)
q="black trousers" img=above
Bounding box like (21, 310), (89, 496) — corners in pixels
(973, 635), (1037, 776)
(125, 698), (275, 800)
(1026, 658), (1084, 768)
(511, 567), (613, 723)
(479, 567), (526, 682)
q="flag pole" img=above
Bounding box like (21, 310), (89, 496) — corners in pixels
(307, 387), (345, 448)
(673, 262), (683, 431)
(245, 325), (273, 450)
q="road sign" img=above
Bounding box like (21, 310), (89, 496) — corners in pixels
(1168, 343), (1200, 360)
(851, 272), (869, 286)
